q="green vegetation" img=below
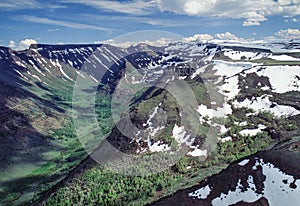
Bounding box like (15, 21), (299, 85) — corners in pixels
(31, 121), (86, 202)
(46, 167), (181, 206)
(9, 54), (299, 205)
(0, 81), (116, 205)
(43, 104), (300, 206)
(2, 42), (299, 206)
(42, 66), (300, 206)
(215, 132), (271, 164)
(30, 88), (115, 204)
(95, 92), (113, 135)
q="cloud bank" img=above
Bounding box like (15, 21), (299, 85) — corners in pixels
(275, 28), (300, 39)
(64, 0), (300, 26)
(3, 0), (300, 28)
(8, 38), (38, 50)
(156, 0), (300, 26)
(12, 15), (110, 31)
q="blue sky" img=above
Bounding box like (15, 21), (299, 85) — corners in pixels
(1, 0), (300, 49)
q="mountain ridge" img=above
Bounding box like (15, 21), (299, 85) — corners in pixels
(0, 40), (299, 205)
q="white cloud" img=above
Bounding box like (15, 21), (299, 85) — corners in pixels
(275, 28), (300, 39)
(61, 0), (156, 15)
(12, 15), (110, 31)
(18, 39), (38, 50)
(48, 28), (60, 32)
(96, 37), (172, 48)
(3, 0), (300, 28)
(241, 12), (267, 26)
(85, 14), (185, 27)
(156, 0), (300, 26)
(263, 35), (279, 42)
(214, 32), (241, 40)
(182, 0), (217, 15)
(0, 0), (42, 9)
(8, 40), (16, 49)
(0, 0), (64, 10)
(98, 32), (247, 48)
(182, 34), (213, 42)
(62, 0), (300, 27)
(243, 20), (261, 26)
(8, 39), (37, 50)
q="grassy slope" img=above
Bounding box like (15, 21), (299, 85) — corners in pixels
(0, 72), (111, 205)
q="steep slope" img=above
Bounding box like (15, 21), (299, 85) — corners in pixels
(0, 44), (128, 205)
(0, 42), (208, 205)
(35, 42), (300, 205)
(0, 40), (299, 205)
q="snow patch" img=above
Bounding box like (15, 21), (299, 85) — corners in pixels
(245, 66), (300, 93)
(269, 54), (300, 61)
(233, 159), (300, 206)
(240, 124), (266, 136)
(54, 59), (74, 81)
(14, 69), (29, 80)
(218, 75), (240, 100)
(191, 64), (208, 79)
(238, 159), (250, 166)
(148, 141), (171, 153)
(197, 103), (232, 123)
(233, 95), (300, 116)
(187, 146), (207, 157)
(89, 75), (99, 83)
(31, 74), (42, 82)
(236, 121), (248, 126)
(211, 178), (261, 206)
(93, 54), (113, 72)
(213, 60), (254, 77)
(28, 60), (45, 76)
(14, 60), (26, 68)
(223, 50), (270, 61)
(219, 136), (233, 142)
(172, 124), (190, 145)
(189, 185), (211, 199)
